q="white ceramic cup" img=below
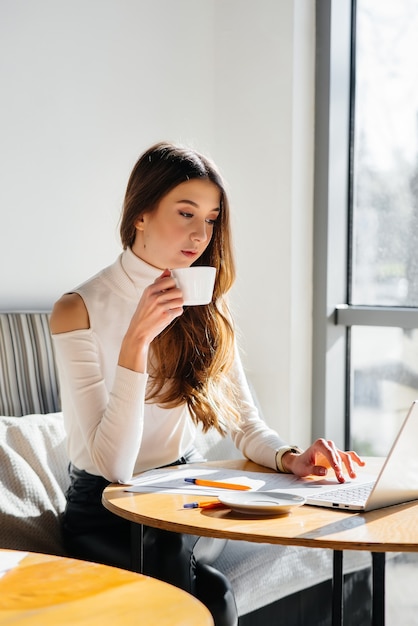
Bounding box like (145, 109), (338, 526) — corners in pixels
(171, 266), (216, 306)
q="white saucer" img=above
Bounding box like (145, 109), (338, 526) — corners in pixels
(218, 491), (306, 516)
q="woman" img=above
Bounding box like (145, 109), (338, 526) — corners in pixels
(50, 142), (364, 626)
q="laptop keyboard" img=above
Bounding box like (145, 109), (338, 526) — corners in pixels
(308, 482), (375, 505)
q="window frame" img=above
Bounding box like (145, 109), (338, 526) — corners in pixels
(313, 0), (418, 449)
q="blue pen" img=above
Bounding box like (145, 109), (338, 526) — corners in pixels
(183, 501), (225, 510)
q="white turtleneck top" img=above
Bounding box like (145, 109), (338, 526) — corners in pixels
(52, 248), (286, 483)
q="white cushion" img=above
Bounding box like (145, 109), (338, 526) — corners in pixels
(0, 412), (69, 555)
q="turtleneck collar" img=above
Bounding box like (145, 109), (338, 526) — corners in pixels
(120, 247), (162, 292)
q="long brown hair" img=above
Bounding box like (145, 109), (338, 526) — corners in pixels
(120, 142), (239, 433)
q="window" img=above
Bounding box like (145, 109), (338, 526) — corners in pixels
(313, 0), (418, 455)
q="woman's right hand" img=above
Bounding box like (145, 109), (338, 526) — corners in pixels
(118, 269), (184, 372)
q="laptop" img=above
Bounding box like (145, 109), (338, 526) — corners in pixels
(300, 400), (418, 512)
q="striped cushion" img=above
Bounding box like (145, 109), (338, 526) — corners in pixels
(0, 313), (60, 416)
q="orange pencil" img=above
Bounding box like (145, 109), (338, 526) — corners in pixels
(184, 478), (250, 491)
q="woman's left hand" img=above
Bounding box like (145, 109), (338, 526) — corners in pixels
(282, 439), (366, 483)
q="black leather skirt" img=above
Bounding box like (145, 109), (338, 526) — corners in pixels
(62, 456), (227, 596)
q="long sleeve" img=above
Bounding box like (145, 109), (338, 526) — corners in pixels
(52, 250), (198, 483)
(53, 328), (148, 483)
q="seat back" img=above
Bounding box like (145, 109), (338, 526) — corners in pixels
(0, 313), (61, 416)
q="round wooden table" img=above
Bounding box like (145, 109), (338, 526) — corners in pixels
(102, 458), (418, 626)
(0, 550), (213, 625)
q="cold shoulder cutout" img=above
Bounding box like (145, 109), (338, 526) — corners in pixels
(50, 293), (90, 334)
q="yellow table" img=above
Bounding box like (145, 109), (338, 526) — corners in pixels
(0, 550), (213, 625)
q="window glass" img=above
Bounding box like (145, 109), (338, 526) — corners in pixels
(352, 0), (418, 306)
(351, 326), (418, 455)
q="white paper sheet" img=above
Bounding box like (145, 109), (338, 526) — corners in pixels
(0, 551), (27, 579)
(124, 463), (377, 497)
(125, 465), (311, 495)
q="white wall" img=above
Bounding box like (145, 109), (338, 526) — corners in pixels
(0, 0), (315, 445)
